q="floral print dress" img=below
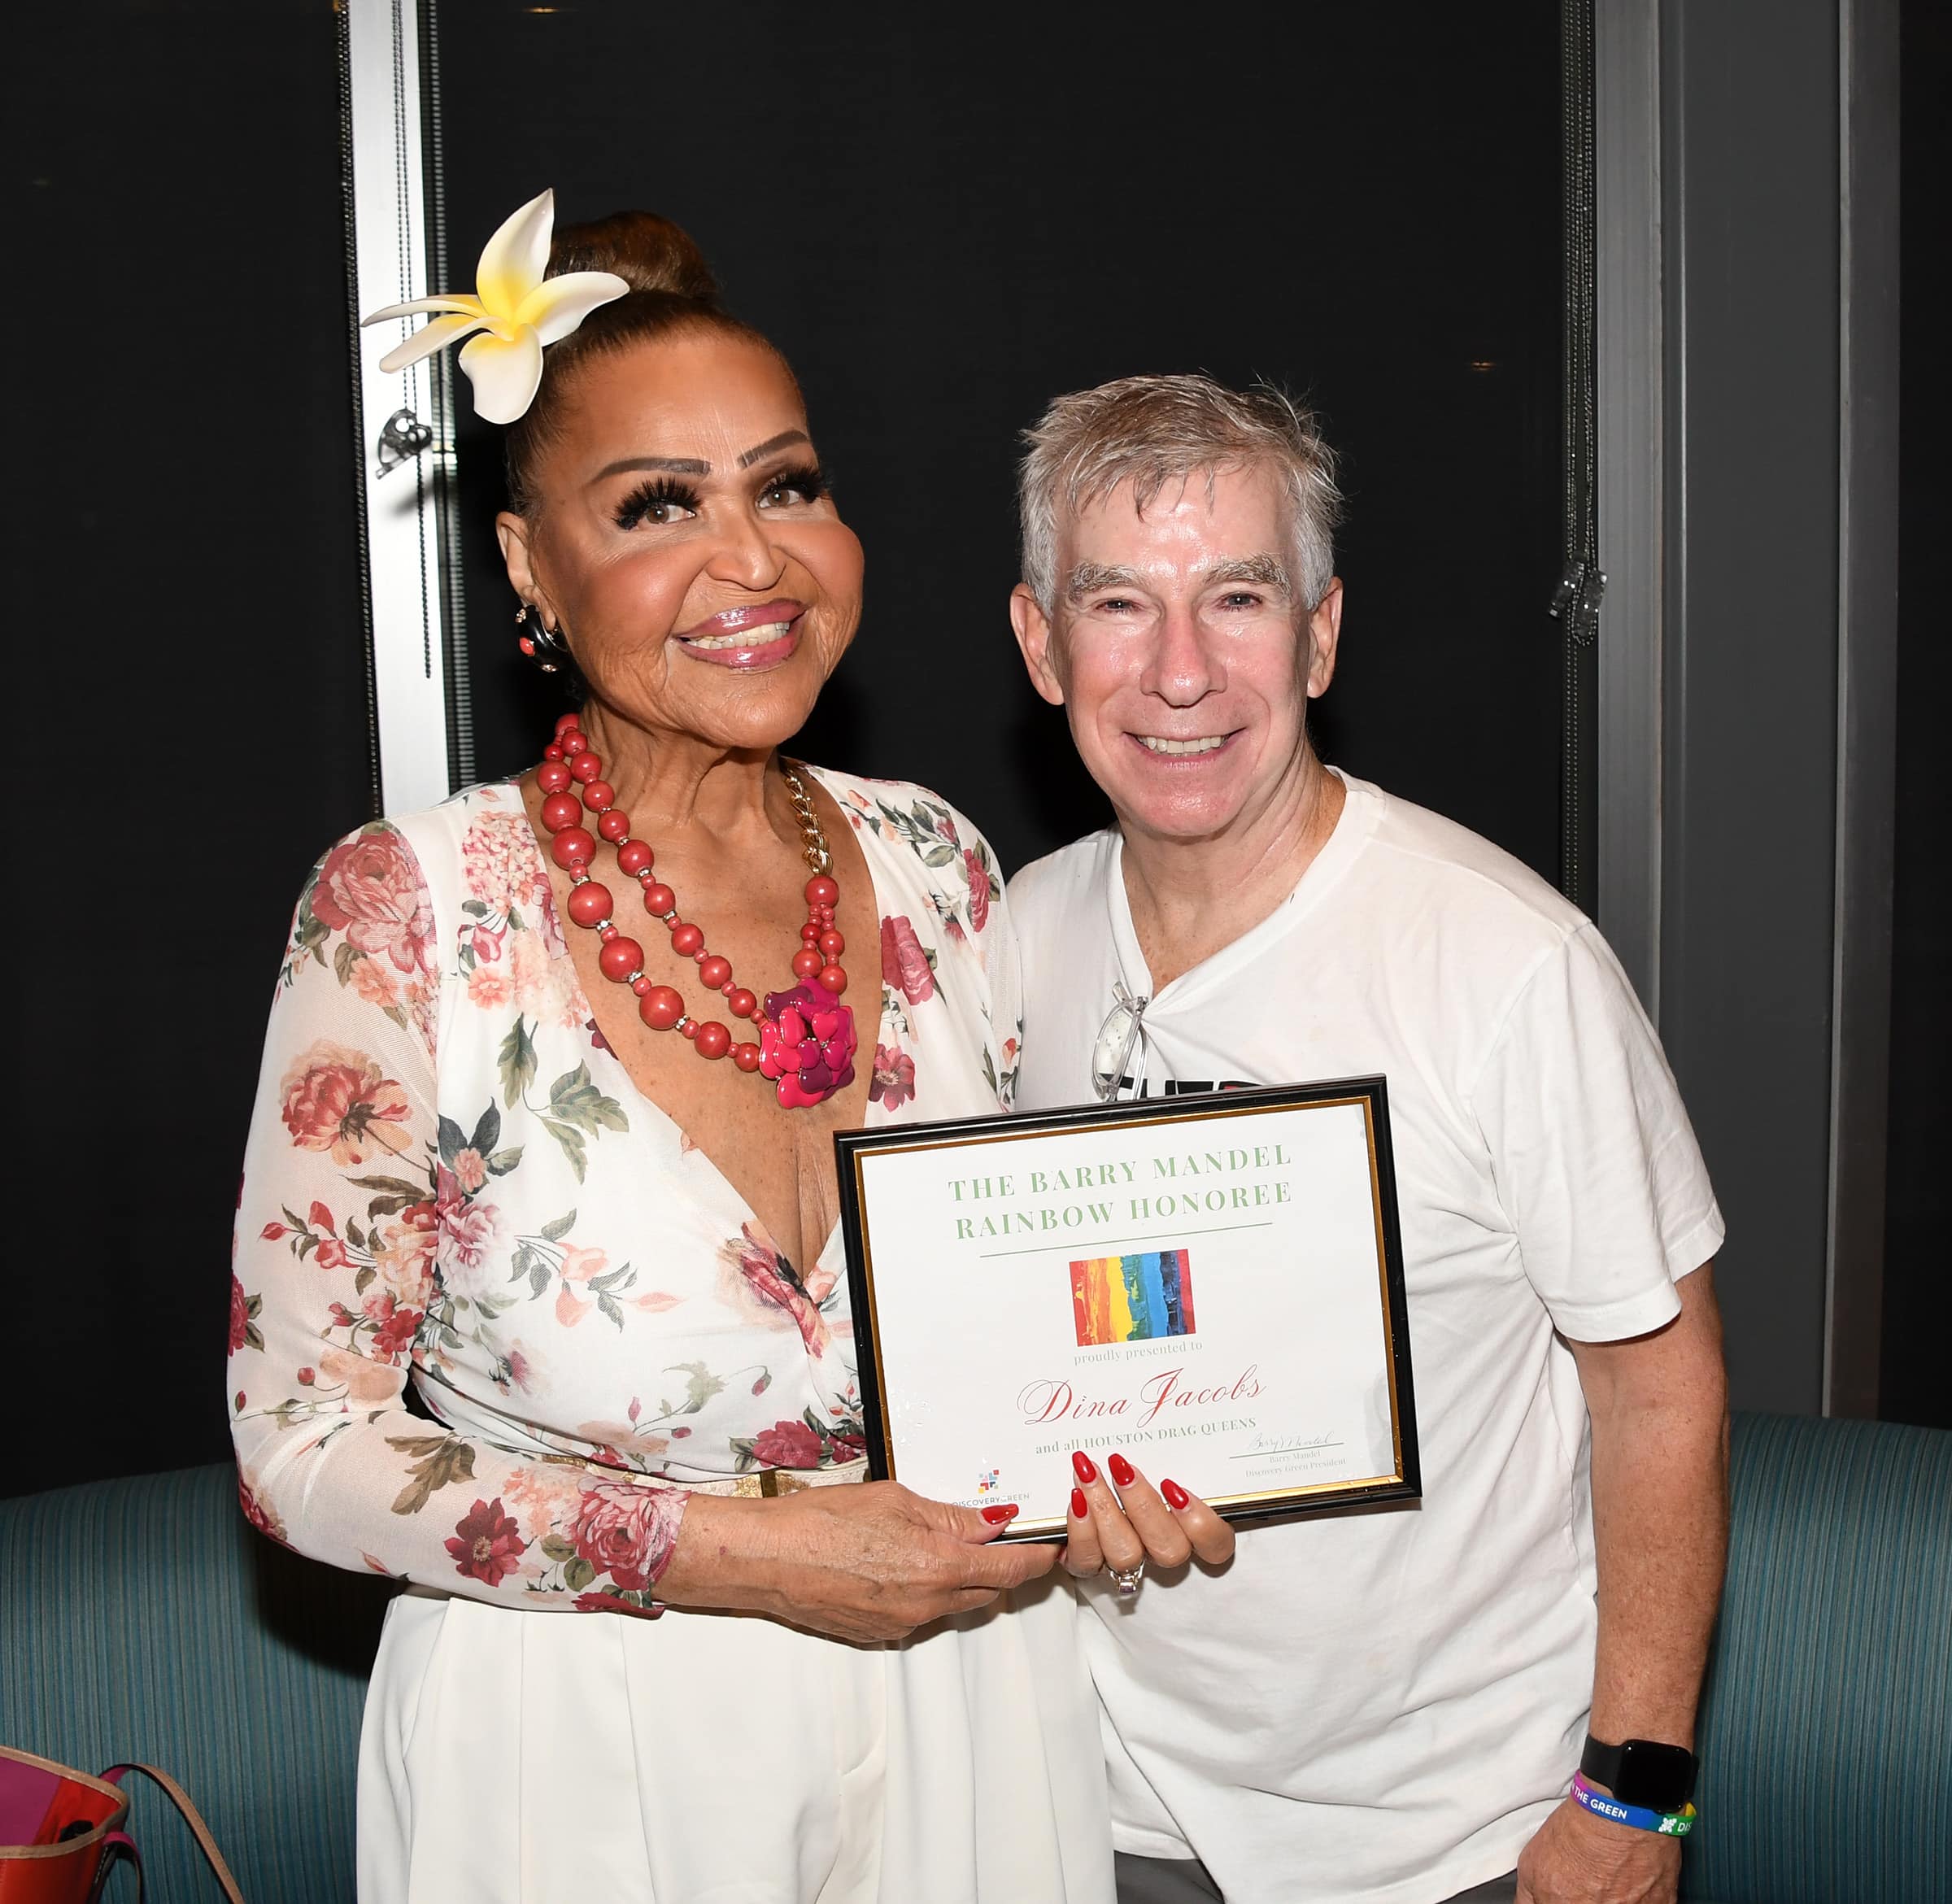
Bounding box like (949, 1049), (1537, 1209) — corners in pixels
(229, 769), (1109, 1904)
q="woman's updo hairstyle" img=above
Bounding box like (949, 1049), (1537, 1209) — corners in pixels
(503, 210), (795, 512)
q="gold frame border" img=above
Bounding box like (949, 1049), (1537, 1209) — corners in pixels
(847, 1093), (1408, 1525)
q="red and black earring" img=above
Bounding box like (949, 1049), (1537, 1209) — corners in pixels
(516, 602), (569, 674)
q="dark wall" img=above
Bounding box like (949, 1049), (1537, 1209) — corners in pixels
(8, 2), (1932, 1501)
(437, 2), (1567, 882)
(10, 2), (371, 1496)
(9, 0), (1574, 1498)
(1881, 0), (1951, 1430)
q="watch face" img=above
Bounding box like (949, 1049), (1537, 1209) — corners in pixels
(1616, 1739), (1697, 1812)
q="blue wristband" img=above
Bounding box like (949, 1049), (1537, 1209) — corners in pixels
(1571, 1771), (1697, 1836)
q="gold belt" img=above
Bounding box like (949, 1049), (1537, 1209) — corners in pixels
(675, 1457), (869, 1499)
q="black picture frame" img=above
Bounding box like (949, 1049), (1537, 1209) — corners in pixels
(834, 1077), (1420, 1536)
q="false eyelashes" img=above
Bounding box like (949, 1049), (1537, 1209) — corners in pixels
(613, 476), (700, 531)
(759, 462), (830, 508)
(611, 463), (831, 532)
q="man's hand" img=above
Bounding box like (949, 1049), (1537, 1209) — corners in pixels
(1515, 1796), (1680, 1904)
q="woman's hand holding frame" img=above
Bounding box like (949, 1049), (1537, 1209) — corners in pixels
(1062, 1451), (1235, 1580)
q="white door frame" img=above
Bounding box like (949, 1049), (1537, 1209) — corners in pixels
(342, 0), (469, 815)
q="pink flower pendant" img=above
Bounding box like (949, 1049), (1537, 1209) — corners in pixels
(757, 982), (859, 1109)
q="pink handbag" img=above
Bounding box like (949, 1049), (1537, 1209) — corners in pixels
(0, 1747), (243, 1904)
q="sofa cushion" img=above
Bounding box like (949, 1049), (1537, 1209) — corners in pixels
(1681, 1412), (1951, 1904)
(0, 1462), (392, 1903)
(5, 1417), (1946, 1901)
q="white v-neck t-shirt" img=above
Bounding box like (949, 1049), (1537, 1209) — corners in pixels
(1011, 771), (1723, 1904)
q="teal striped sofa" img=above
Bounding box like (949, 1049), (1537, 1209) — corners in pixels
(0, 1464), (390, 1900)
(1684, 1413), (1950, 1903)
(2, 1414), (1945, 1901)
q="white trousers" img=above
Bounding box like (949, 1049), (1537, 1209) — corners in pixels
(357, 1579), (1112, 1904)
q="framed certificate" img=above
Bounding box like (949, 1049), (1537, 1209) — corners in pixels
(834, 1078), (1418, 1538)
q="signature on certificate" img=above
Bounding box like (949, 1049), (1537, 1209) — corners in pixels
(1248, 1429), (1341, 1453)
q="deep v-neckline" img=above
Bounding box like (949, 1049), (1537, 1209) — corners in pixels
(512, 765), (895, 1270)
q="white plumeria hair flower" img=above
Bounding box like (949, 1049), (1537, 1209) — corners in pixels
(361, 189), (629, 425)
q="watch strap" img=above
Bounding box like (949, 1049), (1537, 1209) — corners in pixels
(1579, 1733), (1698, 1811)
(1579, 1734), (1627, 1791)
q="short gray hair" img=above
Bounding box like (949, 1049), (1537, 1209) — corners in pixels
(1017, 373), (1344, 615)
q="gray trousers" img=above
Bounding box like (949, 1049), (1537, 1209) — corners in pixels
(1113, 1851), (1519, 1904)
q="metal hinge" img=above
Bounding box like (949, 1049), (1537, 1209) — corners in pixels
(375, 405), (434, 478)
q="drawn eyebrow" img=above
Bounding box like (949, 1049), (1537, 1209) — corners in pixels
(590, 454), (709, 481)
(737, 429), (811, 468)
(589, 430), (811, 485)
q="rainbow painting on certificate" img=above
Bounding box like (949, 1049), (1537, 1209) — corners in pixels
(1070, 1249), (1197, 1346)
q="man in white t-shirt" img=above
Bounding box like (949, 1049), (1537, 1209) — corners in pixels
(1004, 375), (1728, 1904)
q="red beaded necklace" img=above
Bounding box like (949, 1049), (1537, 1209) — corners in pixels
(535, 712), (860, 1110)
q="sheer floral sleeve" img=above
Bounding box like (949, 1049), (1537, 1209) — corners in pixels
(228, 821), (684, 1614)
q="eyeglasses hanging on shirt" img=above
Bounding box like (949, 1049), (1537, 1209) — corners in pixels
(1091, 983), (1151, 1102)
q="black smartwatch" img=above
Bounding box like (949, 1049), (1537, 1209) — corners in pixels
(1579, 1734), (1698, 1813)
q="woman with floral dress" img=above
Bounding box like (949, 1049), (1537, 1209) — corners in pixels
(229, 197), (1110, 1902)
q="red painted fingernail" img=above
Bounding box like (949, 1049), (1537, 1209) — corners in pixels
(1161, 1478), (1191, 1510)
(981, 1502), (1018, 1524)
(1072, 1451), (1097, 1484)
(1070, 1487), (1089, 1519)
(1109, 1452), (1137, 1488)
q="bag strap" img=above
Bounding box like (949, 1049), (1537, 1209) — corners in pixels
(99, 1766), (244, 1904)
(85, 1832), (141, 1904)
